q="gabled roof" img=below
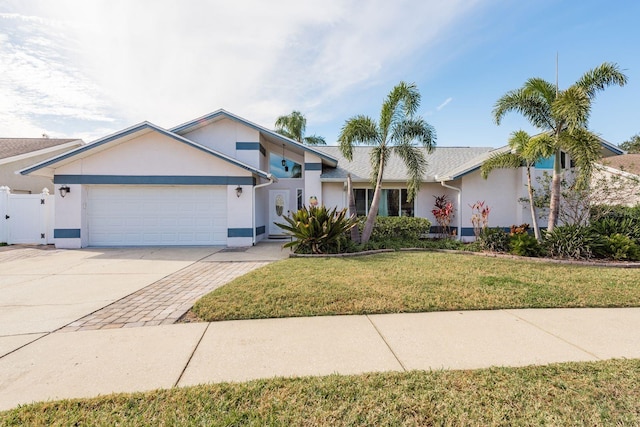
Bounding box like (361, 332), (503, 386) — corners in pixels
(315, 146), (495, 182)
(20, 122), (271, 179)
(0, 138), (82, 162)
(170, 109), (339, 167)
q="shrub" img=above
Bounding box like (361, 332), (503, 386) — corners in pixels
(479, 227), (510, 252)
(602, 233), (640, 261)
(544, 225), (604, 260)
(509, 233), (542, 257)
(370, 216), (431, 241)
(275, 205), (358, 254)
(432, 195), (454, 238)
(510, 224), (530, 235)
(590, 217), (640, 243)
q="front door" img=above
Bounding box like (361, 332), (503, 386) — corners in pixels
(269, 189), (289, 236)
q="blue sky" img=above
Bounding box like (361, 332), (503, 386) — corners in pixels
(1, 0), (638, 148)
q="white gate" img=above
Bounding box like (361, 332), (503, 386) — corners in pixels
(0, 187), (55, 245)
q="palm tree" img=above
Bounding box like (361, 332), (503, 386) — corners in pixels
(493, 62), (627, 233)
(338, 81), (436, 244)
(274, 111), (326, 145)
(481, 130), (554, 240)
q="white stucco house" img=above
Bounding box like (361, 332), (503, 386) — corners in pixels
(20, 109), (625, 248)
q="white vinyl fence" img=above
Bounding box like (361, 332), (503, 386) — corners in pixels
(0, 186), (55, 245)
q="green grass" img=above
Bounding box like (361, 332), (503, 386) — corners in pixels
(192, 252), (640, 321)
(2, 359), (639, 426)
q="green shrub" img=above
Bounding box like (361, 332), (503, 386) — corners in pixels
(370, 216), (431, 241)
(275, 205), (358, 254)
(590, 217), (640, 243)
(603, 233), (640, 261)
(544, 225), (604, 260)
(509, 233), (542, 257)
(479, 228), (510, 252)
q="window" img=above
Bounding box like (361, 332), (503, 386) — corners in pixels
(297, 189), (303, 210)
(353, 189), (414, 217)
(269, 152), (302, 179)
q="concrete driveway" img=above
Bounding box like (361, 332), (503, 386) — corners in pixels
(0, 244), (289, 352)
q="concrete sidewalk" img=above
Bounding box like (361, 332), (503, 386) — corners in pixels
(1, 307), (639, 411)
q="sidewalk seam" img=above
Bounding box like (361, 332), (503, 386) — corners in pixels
(365, 315), (407, 372)
(174, 322), (210, 388)
(502, 310), (602, 360)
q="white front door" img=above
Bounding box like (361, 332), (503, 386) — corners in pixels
(269, 189), (289, 235)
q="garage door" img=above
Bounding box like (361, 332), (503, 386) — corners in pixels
(87, 186), (227, 246)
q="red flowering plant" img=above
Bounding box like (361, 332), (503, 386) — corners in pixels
(470, 201), (491, 239)
(432, 195), (455, 239)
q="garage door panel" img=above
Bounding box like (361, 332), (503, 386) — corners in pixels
(88, 186), (227, 246)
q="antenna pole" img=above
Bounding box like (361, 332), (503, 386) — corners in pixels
(556, 52), (558, 98)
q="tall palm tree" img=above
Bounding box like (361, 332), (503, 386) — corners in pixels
(274, 111), (326, 145)
(481, 130), (554, 240)
(338, 81), (436, 244)
(493, 62), (627, 233)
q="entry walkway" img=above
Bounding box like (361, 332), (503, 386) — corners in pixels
(0, 307), (639, 411)
(60, 260), (270, 331)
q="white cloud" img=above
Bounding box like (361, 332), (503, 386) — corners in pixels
(437, 97), (453, 111)
(0, 1), (485, 138)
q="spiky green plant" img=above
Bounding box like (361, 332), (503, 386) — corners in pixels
(274, 205), (358, 254)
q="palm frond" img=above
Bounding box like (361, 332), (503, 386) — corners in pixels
(552, 86), (590, 131)
(379, 81), (421, 139)
(337, 115), (380, 161)
(394, 143), (427, 200)
(274, 111), (306, 142)
(523, 78), (557, 105)
(480, 152), (523, 179)
(575, 62), (628, 99)
(525, 133), (555, 162)
(390, 117), (436, 152)
(493, 88), (555, 130)
(303, 135), (326, 146)
(559, 128), (602, 189)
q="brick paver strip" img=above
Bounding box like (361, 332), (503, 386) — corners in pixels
(59, 261), (269, 332)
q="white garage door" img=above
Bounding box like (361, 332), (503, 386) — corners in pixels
(88, 185), (227, 246)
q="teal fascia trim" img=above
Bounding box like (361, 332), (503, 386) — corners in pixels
(256, 225), (266, 235)
(304, 163), (322, 171)
(228, 228), (253, 238)
(54, 228), (81, 238)
(236, 142), (267, 156)
(53, 175), (256, 185)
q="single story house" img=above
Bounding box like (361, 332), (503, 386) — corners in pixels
(1, 138), (84, 194)
(21, 110), (624, 248)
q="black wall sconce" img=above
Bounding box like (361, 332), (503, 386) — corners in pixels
(235, 185), (243, 198)
(281, 144), (289, 172)
(59, 185), (71, 198)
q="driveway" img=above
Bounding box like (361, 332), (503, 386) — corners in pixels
(0, 244), (288, 354)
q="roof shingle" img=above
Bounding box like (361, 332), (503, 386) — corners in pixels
(0, 138), (80, 160)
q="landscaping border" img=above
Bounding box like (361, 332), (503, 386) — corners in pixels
(291, 247), (640, 268)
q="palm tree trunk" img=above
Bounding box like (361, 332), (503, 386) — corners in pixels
(347, 174), (361, 243)
(526, 166), (541, 241)
(361, 156), (386, 244)
(547, 147), (563, 233)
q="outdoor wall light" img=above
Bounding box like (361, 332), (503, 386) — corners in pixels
(59, 185), (71, 198)
(235, 185), (243, 198)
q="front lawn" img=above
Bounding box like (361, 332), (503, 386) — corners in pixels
(2, 359), (639, 426)
(193, 252), (640, 321)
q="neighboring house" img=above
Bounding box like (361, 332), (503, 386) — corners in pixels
(1, 138), (84, 194)
(20, 110), (625, 248)
(592, 154), (640, 206)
